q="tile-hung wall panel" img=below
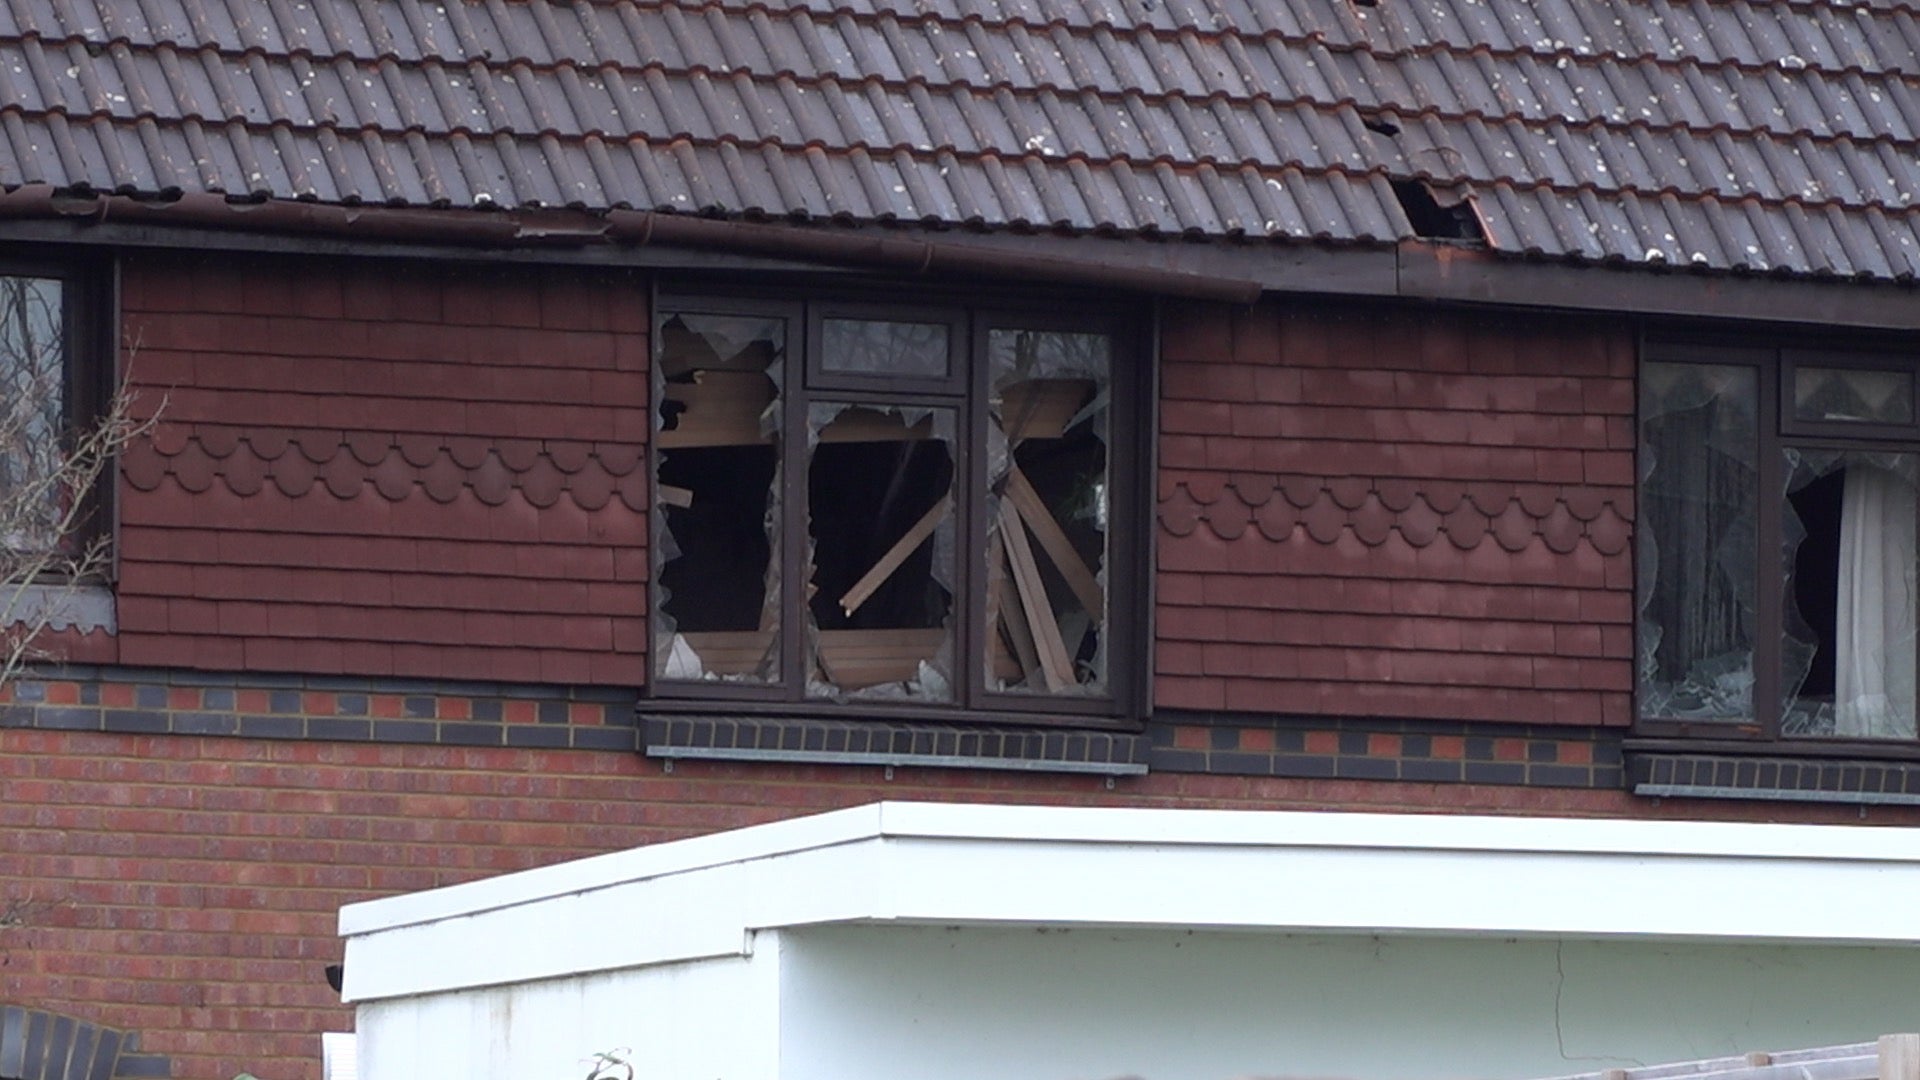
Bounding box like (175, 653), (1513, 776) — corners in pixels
(113, 253), (652, 687)
(1154, 299), (1635, 728)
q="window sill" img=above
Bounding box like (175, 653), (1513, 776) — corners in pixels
(2, 582), (115, 634)
(640, 712), (1148, 776)
(1626, 751), (1920, 805)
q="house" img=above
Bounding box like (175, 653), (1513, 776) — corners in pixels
(0, 0), (1917, 1077)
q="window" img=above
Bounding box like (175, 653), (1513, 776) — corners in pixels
(650, 294), (1141, 724)
(1638, 343), (1920, 743)
(0, 264), (103, 566)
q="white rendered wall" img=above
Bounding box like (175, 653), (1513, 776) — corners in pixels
(354, 949), (780, 1080)
(776, 925), (1920, 1080)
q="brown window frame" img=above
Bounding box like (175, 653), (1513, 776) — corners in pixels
(647, 287), (1148, 730)
(0, 255), (112, 578)
(1635, 340), (1920, 754)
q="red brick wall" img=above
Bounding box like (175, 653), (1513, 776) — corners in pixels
(1156, 299), (1635, 726)
(6, 726), (1915, 1080)
(112, 255), (650, 685)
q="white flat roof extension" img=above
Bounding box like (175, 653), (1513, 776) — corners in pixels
(338, 802), (1920, 1002)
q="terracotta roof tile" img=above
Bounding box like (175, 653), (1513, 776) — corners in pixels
(6, 0), (1920, 278)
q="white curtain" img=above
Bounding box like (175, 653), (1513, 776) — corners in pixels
(1835, 466), (1919, 738)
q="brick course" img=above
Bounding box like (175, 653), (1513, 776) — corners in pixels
(6, 725), (1919, 1080)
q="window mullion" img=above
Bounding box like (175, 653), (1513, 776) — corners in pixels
(1756, 358), (1784, 739)
(961, 315), (988, 712)
(781, 325), (811, 704)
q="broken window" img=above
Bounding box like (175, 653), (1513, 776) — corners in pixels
(1639, 348), (1920, 742)
(651, 298), (1136, 720)
(808, 404), (956, 701)
(986, 330), (1110, 696)
(654, 312), (784, 683)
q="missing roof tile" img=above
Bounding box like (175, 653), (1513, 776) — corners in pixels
(1389, 179), (1485, 243)
(1361, 114), (1401, 137)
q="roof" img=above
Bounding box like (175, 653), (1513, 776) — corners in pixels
(2, 0), (1919, 283)
(340, 800), (1920, 1002)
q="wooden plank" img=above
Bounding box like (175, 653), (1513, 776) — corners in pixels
(817, 410), (935, 444)
(659, 370), (777, 448)
(1000, 378), (1092, 442)
(1881, 1035), (1920, 1080)
(838, 491), (954, 616)
(1003, 465), (1104, 619)
(818, 630), (947, 658)
(817, 627), (946, 690)
(997, 501), (1075, 691)
(986, 532), (1038, 685)
(658, 483), (693, 508)
(678, 629), (776, 675)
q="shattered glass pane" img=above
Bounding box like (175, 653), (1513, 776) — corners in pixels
(0, 276), (65, 553)
(821, 318), (948, 378)
(654, 313), (783, 683)
(806, 403), (956, 701)
(1637, 362), (1758, 722)
(1779, 448), (1919, 739)
(1794, 367), (1913, 425)
(985, 329), (1111, 697)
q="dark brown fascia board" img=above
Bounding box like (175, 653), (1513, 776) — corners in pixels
(4, 187), (1917, 329)
(873, 227), (1920, 332)
(0, 188), (1263, 303)
(1393, 242), (1920, 333)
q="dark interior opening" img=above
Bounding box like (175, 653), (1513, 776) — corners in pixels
(809, 437), (954, 632)
(658, 444), (777, 632)
(1789, 468), (1846, 702)
(1390, 179), (1484, 242)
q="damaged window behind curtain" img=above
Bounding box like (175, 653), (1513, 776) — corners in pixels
(652, 299), (1129, 719)
(1640, 352), (1920, 742)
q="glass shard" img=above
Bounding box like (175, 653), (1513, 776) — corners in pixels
(821, 318), (949, 378)
(1794, 367), (1913, 425)
(1637, 361), (1759, 722)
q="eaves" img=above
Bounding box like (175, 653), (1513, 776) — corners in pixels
(4, 188), (1917, 331)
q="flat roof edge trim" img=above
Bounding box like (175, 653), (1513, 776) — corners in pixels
(340, 805), (1920, 939)
(339, 803), (896, 936)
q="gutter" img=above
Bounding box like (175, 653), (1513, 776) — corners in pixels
(0, 187), (1265, 305)
(10, 188), (1914, 329)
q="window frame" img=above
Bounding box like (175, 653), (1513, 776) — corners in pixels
(1635, 338), (1920, 753)
(646, 285), (1147, 730)
(0, 254), (112, 577)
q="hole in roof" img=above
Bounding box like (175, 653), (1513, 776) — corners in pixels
(1361, 114), (1400, 137)
(1350, 0), (1380, 7)
(1389, 179), (1485, 243)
